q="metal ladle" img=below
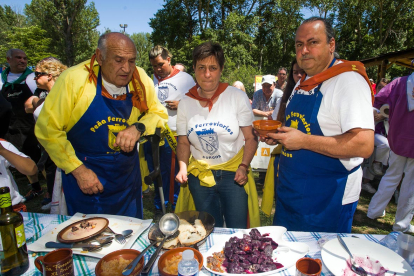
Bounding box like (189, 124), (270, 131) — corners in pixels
(122, 213), (180, 276)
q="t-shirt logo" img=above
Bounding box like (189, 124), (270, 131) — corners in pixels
(290, 119), (299, 129)
(158, 86), (169, 102)
(108, 124), (127, 151)
(196, 128), (219, 155)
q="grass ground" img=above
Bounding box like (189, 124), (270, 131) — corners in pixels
(15, 169), (399, 234)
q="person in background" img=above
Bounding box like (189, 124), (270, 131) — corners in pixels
(252, 75), (283, 118)
(175, 41), (260, 228)
(232, 81), (252, 104)
(262, 59), (305, 220)
(147, 45), (195, 215)
(25, 57), (67, 211)
(0, 139), (37, 211)
(275, 67), (288, 91)
(273, 59), (305, 121)
(35, 33), (168, 217)
(263, 17), (374, 232)
(174, 63), (186, 72)
(367, 72), (414, 233)
(361, 78), (391, 194)
(370, 78), (376, 93)
(1, 49), (42, 201)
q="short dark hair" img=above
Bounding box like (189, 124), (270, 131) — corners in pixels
(192, 41), (225, 70)
(278, 67), (287, 74)
(302, 17), (335, 42)
(149, 45), (172, 60)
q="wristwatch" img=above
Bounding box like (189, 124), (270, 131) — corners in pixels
(132, 122), (146, 134)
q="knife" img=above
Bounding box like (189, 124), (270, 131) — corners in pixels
(45, 242), (101, 249)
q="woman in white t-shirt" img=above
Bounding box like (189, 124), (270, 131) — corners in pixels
(175, 42), (258, 228)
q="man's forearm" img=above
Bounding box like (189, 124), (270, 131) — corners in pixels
(302, 129), (374, 159)
(0, 149), (37, 176)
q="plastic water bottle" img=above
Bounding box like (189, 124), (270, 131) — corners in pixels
(178, 250), (199, 276)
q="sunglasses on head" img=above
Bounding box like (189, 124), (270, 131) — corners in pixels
(34, 71), (48, 78)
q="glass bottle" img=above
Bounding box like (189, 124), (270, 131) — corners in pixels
(0, 187), (29, 275)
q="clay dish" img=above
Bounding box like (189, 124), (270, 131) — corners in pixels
(253, 120), (282, 137)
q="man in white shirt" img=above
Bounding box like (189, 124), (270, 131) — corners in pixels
(252, 75), (283, 118)
(263, 17), (374, 233)
(1, 49), (42, 201)
(146, 45), (195, 213)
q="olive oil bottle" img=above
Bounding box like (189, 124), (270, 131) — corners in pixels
(0, 187), (29, 275)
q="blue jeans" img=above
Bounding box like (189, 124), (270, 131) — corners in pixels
(188, 170), (248, 228)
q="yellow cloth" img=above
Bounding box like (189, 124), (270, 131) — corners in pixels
(261, 145), (282, 216)
(35, 59), (168, 173)
(175, 147), (261, 228)
(139, 143), (149, 192)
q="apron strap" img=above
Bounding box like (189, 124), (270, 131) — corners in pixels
(310, 58), (336, 124)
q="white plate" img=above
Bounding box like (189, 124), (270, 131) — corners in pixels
(203, 226), (309, 276)
(27, 212), (152, 259)
(321, 237), (414, 276)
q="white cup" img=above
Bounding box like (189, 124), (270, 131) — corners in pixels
(397, 233), (414, 264)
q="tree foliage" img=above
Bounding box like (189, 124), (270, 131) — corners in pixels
(129, 32), (153, 75)
(0, 5), (54, 67)
(150, 0), (414, 87)
(24, 0), (100, 66)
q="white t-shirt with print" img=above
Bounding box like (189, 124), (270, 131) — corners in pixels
(154, 71), (195, 131)
(289, 65), (374, 205)
(177, 86), (254, 165)
(0, 140), (26, 205)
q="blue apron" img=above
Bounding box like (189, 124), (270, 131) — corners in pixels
(62, 69), (143, 218)
(275, 58), (359, 232)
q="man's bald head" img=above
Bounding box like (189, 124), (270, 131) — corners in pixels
(95, 32), (137, 87)
(97, 32), (136, 61)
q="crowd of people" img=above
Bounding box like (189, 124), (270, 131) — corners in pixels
(0, 16), (413, 234)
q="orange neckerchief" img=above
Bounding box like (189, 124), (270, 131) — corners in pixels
(185, 83), (229, 112)
(296, 60), (374, 104)
(154, 67), (180, 83)
(84, 54), (149, 113)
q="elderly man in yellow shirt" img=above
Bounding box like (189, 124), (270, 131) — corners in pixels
(35, 33), (168, 218)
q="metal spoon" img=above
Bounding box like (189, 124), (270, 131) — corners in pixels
(337, 235), (367, 276)
(93, 236), (114, 246)
(122, 213), (180, 276)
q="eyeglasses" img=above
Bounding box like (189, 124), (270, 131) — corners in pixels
(34, 71), (48, 78)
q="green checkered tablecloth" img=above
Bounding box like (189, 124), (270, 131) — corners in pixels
(21, 212), (388, 276)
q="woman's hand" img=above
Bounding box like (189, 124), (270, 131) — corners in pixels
(234, 167), (248, 186)
(175, 169), (188, 184)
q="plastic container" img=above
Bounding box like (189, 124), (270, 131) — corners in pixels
(178, 249), (199, 276)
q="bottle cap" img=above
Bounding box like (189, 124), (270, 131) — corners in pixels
(182, 249), (194, 260)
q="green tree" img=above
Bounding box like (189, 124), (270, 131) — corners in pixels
(150, 0), (197, 50)
(0, 25), (54, 67)
(129, 32), (153, 75)
(25, 0), (100, 66)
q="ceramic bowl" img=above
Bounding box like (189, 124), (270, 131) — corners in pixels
(95, 249), (144, 276)
(253, 120), (282, 137)
(158, 247), (203, 276)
